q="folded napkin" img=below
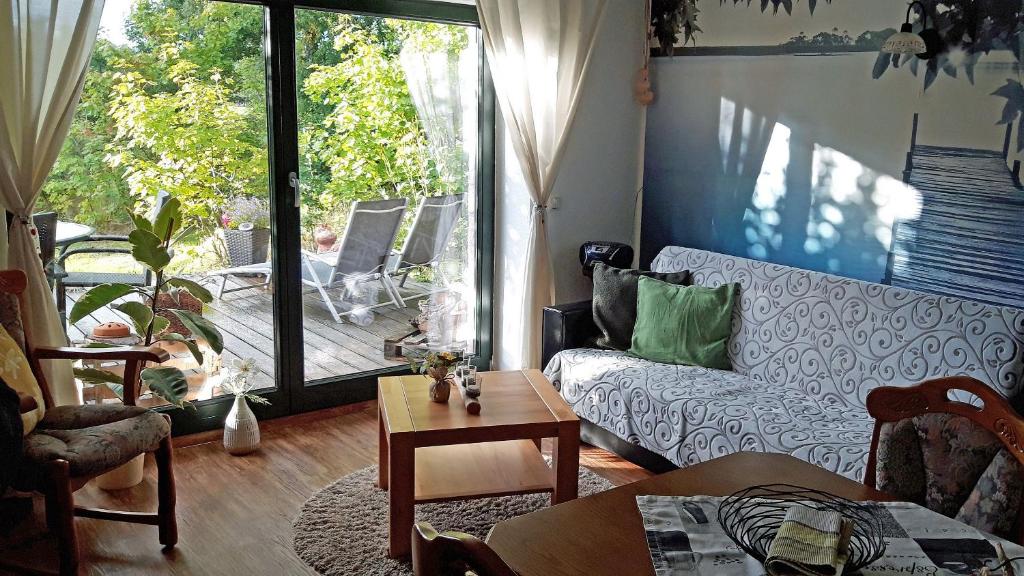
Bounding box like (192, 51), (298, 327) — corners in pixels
(764, 505), (854, 576)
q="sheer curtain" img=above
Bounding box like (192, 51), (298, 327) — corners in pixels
(0, 0), (105, 405)
(477, 0), (606, 368)
(400, 31), (480, 347)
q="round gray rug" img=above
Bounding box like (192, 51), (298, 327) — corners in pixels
(293, 463), (614, 576)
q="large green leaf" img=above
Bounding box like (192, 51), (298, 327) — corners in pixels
(74, 367), (125, 400)
(151, 315), (171, 336)
(129, 210), (152, 233)
(170, 309), (223, 354)
(165, 277), (213, 303)
(141, 366), (190, 408)
(152, 197), (182, 241)
(69, 283), (136, 324)
(73, 367), (124, 385)
(114, 301), (154, 337)
(129, 228), (172, 272)
(172, 225), (198, 245)
(159, 332), (204, 365)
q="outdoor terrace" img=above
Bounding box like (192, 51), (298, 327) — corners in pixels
(65, 275), (426, 408)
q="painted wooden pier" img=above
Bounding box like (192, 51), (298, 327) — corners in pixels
(886, 113), (1024, 310)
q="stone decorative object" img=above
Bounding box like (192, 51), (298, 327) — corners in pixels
(223, 395), (260, 455)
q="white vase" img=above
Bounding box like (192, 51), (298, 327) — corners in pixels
(223, 395), (260, 455)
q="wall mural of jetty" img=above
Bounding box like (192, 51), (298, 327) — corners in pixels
(641, 0), (1024, 310)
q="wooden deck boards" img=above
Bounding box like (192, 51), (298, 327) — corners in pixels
(64, 275), (426, 406)
(889, 136), (1024, 310)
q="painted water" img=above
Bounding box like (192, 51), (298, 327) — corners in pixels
(644, 51), (1023, 286)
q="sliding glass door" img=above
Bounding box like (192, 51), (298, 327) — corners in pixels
(47, 0), (491, 431)
(288, 8), (485, 409)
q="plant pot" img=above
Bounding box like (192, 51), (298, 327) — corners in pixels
(156, 291), (203, 337)
(427, 368), (451, 403)
(95, 454), (145, 490)
(222, 227), (270, 267)
(314, 225), (337, 253)
(223, 395), (260, 455)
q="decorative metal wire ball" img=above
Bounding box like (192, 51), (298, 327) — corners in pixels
(717, 484), (887, 573)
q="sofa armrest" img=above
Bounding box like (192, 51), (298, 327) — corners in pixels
(542, 300), (599, 369)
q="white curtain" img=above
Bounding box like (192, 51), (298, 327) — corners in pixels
(477, 0), (606, 368)
(0, 0), (105, 405)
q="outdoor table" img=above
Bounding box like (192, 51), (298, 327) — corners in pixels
(55, 221), (95, 247)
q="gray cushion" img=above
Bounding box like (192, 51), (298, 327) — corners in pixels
(592, 262), (689, 351)
(23, 405), (169, 479)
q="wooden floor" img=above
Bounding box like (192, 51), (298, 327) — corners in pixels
(65, 275), (428, 405)
(0, 401), (652, 576)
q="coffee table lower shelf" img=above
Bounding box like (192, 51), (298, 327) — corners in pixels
(414, 439), (554, 503)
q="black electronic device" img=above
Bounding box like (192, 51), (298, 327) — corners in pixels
(579, 241), (633, 277)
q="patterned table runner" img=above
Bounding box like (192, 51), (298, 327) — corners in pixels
(637, 495), (1024, 576)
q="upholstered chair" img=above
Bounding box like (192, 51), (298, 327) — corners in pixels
(0, 269), (176, 576)
(412, 522), (517, 576)
(865, 376), (1024, 543)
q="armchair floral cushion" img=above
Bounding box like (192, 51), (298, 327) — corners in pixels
(875, 412), (1023, 539)
(22, 405), (169, 481)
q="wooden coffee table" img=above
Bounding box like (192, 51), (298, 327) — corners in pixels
(378, 369), (580, 557)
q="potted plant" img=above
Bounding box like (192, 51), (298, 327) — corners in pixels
(70, 195), (222, 408)
(219, 196), (271, 267)
(219, 358), (269, 455)
(68, 195), (224, 487)
(651, 0), (700, 56)
(412, 351), (460, 403)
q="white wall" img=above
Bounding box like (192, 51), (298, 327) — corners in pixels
(492, 0), (647, 369)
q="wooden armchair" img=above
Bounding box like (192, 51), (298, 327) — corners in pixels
(412, 522), (517, 576)
(865, 376), (1024, 543)
(0, 269), (176, 576)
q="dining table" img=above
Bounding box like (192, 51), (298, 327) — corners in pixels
(486, 452), (893, 576)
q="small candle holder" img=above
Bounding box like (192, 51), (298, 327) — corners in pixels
(461, 365), (480, 398)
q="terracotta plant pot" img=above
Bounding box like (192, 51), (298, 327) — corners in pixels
(314, 225), (337, 253)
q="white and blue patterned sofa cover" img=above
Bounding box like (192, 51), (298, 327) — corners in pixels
(543, 247), (1024, 480)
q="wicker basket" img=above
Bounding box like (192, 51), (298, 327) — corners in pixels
(222, 227), (270, 267)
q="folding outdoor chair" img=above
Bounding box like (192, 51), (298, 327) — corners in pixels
(390, 194), (463, 304)
(209, 261), (272, 298)
(301, 198), (408, 323)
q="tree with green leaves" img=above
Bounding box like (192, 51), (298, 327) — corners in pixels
(299, 15), (451, 224)
(69, 196), (222, 408)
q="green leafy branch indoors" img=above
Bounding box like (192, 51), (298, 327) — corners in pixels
(69, 195), (223, 408)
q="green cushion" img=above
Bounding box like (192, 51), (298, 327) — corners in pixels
(591, 262), (690, 351)
(628, 276), (737, 369)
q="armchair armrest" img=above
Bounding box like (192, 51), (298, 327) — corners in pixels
(542, 300), (599, 369)
(34, 345), (170, 406)
(17, 391), (38, 414)
(34, 345), (170, 363)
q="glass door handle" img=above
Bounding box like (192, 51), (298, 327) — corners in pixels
(288, 171), (300, 207)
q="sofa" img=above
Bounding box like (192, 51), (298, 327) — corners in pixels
(542, 247), (1024, 480)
